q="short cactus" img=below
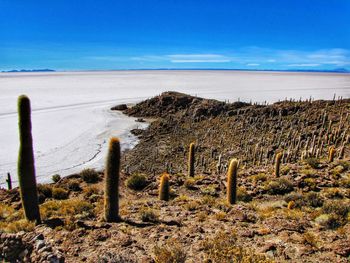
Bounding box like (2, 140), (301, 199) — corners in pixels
(17, 95), (41, 224)
(188, 142), (195, 177)
(227, 159), (238, 205)
(159, 173), (170, 201)
(328, 146), (335, 162)
(104, 137), (121, 222)
(275, 152), (283, 177)
(339, 145), (345, 159)
(6, 173), (12, 190)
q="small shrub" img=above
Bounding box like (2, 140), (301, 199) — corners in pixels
(214, 211), (227, 221)
(153, 241), (186, 263)
(237, 187), (252, 202)
(302, 177), (317, 191)
(0, 203), (15, 220)
(140, 208), (159, 223)
(52, 187), (69, 200)
(126, 173), (148, 190)
(198, 211), (208, 222)
(0, 219), (35, 233)
(185, 201), (199, 211)
(40, 199), (94, 220)
(250, 173), (267, 184)
(323, 214), (345, 229)
(304, 192), (324, 207)
(83, 186), (100, 198)
(305, 158), (320, 169)
(323, 188), (343, 199)
(322, 200), (350, 217)
(52, 174), (61, 183)
(200, 231), (272, 262)
(303, 232), (319, 248)
(184, 178), (196, 189)
(264, 178), (293, 195)
(68, 179), (81, 191)
(80, 168), (100, 183)
(201, 184), (218, 197)
(281, 166), (291, 175)
(37, 184), (53, 198)
(340, 177), (350, 188)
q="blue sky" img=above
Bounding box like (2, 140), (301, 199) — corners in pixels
(0, 0), (349, 71)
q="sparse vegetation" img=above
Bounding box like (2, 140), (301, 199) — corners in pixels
(126, 173), (148, 190)
(264, 178), (293, 195)
(80, 168), (100, 183)
(52, 187), (69, 200)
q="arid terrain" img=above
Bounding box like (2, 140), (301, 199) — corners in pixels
(1, 91), (350, 262)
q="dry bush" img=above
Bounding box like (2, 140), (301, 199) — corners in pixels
(40, 199), (94, 220)
(200, 231), (272, 262)
(153, 241), (186, 263)
(140, 208), (159, 223)
(80, 168), (100, 183)
(126, 173), (148, 190)
(264, 178), (293, 195)
(52, 187), (69, 200)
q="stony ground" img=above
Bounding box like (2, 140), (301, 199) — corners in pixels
(1, 92), (350, 263)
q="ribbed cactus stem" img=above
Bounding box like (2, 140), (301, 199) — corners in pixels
(188, 142), (195, 177)
(6, 173), (12, 190)
(339, 145), (345, 159)
(104, 137), (121, 222)
(17, 95), (41, 224)
(159, 173), (170, 201)
(328, 146), (335, 162)
(275, 152), (283, 177)
(227, 159), (238, 205)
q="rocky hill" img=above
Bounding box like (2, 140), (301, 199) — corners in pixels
(1, 92), (350, 262)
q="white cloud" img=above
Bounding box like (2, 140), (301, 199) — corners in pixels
(246, 63), (260, 66)
(288, 63), (320, 67)
(168, 54), (231, 63)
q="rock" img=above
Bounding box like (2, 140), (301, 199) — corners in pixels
(332, 240), (350, 257)
(44, 218), (65, 228)
(111, 104), (128, 110)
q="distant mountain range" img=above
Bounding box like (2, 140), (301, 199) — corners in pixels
(1, 69), (55, 73)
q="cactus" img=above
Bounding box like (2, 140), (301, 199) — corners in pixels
(104, 137), (121, 222)
(339, 145), (345, 159)
(275, 152), (283, 177)
(328, 146), (335, 162)
(159, 173), (170, 201)
(188, 142), (195, 177)
(6, 173), (12, 190)
(17, 95), (41, 224)
(287, 201), (295, 210)
(227, 159), (238, 205)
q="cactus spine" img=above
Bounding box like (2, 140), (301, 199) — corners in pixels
(328, 146), (335, 162)
(159, 173), (170, 201)
(275, 152), (283, 177)
(17, 95), (41, 224)
(104, 137), (121, 222)
(227, 159), (238, 205)
(188, 142), (195, 177)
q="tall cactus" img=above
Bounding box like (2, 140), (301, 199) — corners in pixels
(275, 152), (283, 177)
(227, 159), (238, 205)
(17, 95), (41, 224)
(159, 173), (170, 201)
(6, 173), (12, 190)
(328, 146), (335, 162)
(104, 137), (121, 222)
(188, 142), (195, 177)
